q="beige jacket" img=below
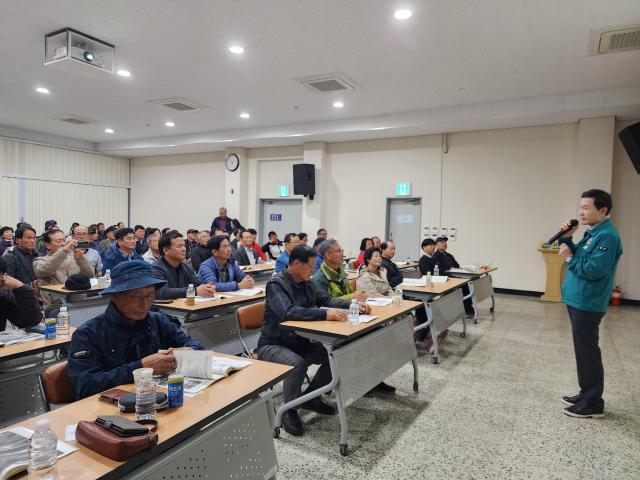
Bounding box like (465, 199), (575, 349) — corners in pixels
(356, 266), (394, 298)
(33, 248), (95, 311)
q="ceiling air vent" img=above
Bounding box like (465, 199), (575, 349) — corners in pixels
(50, 114), (94, 125)
(296, 73), (360, 94)
(596, 25), (640, 54)
(149, 97), (207, 112)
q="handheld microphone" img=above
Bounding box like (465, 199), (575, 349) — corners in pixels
(548, 219), (579, 244)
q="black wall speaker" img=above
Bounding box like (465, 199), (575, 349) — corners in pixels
(618, 121), (640, 175)
(293, 164), (316, 198)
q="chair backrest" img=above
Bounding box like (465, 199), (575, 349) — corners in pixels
(236, 302), (265, 330)
(41, 361), (75, 405)
(349, 278), (357, 292)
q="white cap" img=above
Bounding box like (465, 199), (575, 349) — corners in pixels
(60, 306), (67, 312)
(35, 419), (51, 432)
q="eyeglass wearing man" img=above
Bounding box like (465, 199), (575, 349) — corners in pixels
(257, 246), (372, 436)
(68, 260), (204, 400)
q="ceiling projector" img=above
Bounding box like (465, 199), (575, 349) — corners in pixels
(45, 27), (114, 74)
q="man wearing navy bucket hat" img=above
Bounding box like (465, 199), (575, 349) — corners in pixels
(68, 260), (203, 400)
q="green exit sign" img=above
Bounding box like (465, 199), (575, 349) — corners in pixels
(278, 185), (290, 197)
(396, 182), (411, 196)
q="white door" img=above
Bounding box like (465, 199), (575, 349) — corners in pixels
(259, 199), (303, 244)
(386, 198), (422, 261)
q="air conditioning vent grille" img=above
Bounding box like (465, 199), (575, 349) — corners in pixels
(297, 73), (360, 94)
(598, 25), (640, 54)
(50, 114), (94, 125)
(149, 97), (207, 112)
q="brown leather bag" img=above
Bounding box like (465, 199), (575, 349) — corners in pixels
(75, 418), (158, 461)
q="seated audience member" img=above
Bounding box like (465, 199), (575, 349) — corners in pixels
(161, 227), (172, 235)
(72, 225), (103, 277)
(152, 231), (215, 299)
(353, 237), (373, 269)
(102, 228), (142, 274)
(432, 236), (474, 315)
(316, 228), (328, 241)
(298, 232), (308, 246)
(134, 225), (147, 255)
(210, 207), (233, 234)
(357, 248), (394, 298)
(257, 246), (371, 436)
(34, 229), (94, 318)
(100, 225), (117, 256)
(262, 231), (284, 261)
(117, 222), (126, 230)
(0, 257), (42, 331)
(311, 239), (367, 302)
(371, 236), (382, 249)
(142, 232), (161, 264)
(312, 237), (324, 272)
(190, 230), (212, 272)
(185, 229), (198, 258)
(275, 233), (300, 273)
(199, 236), (255, 291)
(419, 238), (437, 275)
(88, 225), (102, 251)
(69, 222), (80, 236)
(380, 240), (403, 288)
(213, 228), (227, 237)
(230, 228), (242, 253)
(36, 219), (58, 255)
(67, 261), (204, 400)
(234, 230), (260, 266)
(96, 222), (106, 241)
(230, 218), (244, 231)
(0, 226), (14, 256)
(247, 229), (267, 261)
(2, 226), (39, 286)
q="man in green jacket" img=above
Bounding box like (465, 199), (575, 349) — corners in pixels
(558, 189), (622, 419)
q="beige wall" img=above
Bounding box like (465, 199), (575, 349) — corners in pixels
(612, 120), (640, 300)
(128, 120), (638, 299)
(130, 152), (225, 233)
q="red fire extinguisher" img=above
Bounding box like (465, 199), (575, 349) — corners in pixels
(610, 286), (622, 306)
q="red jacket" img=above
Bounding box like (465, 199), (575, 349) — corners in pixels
(252, 242), (267, 261)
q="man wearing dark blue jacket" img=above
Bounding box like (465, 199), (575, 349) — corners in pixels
(68, 261), (203, 400)
(0, 257), (42, 332)
(198, 236), (255, 291)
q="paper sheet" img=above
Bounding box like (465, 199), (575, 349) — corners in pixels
(225, 288), (264, 296)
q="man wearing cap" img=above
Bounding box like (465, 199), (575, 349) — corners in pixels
(418, 238), (437, 275)
(68, 261), (204, 400)
(432, 237), (474, 315)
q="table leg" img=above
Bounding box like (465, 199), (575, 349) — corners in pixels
(411, 358), (419, 391)
(327, 346), (349, 456)
(465, 281), (478, 324)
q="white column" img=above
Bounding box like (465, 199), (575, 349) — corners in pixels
(301, 142), (328, 236)
(573, 116), (615, 196)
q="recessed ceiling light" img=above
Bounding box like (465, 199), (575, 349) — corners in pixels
(35, 87), (50, 94)
(332, 101), (344, 109)
(229, 45), (244, 54)
(165, 121), (175, 127)
(116, 69), (131, 77)
(104, 128), (114, 134)
(394, 9), (412, 20)
(239, 112), (250, 119)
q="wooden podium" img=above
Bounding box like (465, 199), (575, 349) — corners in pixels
(538, 242), (565, 302)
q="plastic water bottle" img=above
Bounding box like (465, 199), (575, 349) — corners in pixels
(393, 287), (403, 306)
(56, 307), (69, 339)
(186, 283), (196, 306)
(135, 370), (157, 421)
(434, 264), (440, 277)
(104, 269), (111, 287)
(348, 299), (360, 325)
(425, 272), (433, 287)
(28, 419), (58, 476)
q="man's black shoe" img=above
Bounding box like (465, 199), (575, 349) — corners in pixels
(300, 396), (336, 415)
(561, 394), (582, 407)
(563, 403), (604, 419)
(281, 410), (304, 436)
(373, 381), (396, 393)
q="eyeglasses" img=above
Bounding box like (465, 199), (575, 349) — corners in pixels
(124, 293), (156, 303)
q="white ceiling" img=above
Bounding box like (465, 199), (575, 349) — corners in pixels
(1, 0), (639, 156)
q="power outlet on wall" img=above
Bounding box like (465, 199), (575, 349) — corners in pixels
(449, 227), (457, 241)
